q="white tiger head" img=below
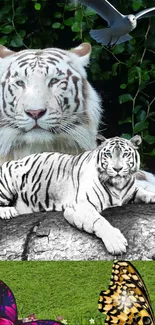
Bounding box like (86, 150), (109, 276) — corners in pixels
(0, 43), (101, 161)
(97, 135), (141, 185)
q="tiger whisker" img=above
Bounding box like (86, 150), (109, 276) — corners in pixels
(59, 124), (92, 149)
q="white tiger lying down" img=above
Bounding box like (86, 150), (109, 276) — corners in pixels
(0, 135), (155, 254)
(0, 44), (155, 193)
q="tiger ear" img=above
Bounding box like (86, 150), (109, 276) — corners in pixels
(96, 134), (107, 146)
(130, 135), (142, 147)
(0, 46), (15, 58)
(70, 43), (91, 66)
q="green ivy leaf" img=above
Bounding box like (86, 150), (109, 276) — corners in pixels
(18, 30), (26, 38)
(71, 21), (81, 32)
(121, 133), (132, 139)
(0, 38), (7, 45)
(91, 45), (102, 59)
(84, 8), (96, 16)
(134, 121), (149, 133)
(118, 117), (132, 125)
(148, 149), (155, 156)
(119, 94), (133, 104)
(133, 105), (142, 114)
(144, 135), (155, 144)
(136, 110), (147, 122)
(64, 18), (74, 26)
(1, 25), (14, 34)
(10, 36), (23, 47)
(112, 43), (125, 54)
(120, 83), (127, 89)
(54, 12), (62, 18)
(34, 3), (41, 10)
(132, 0), (142, 10)
(64, 3), (75, 11)
(135, 66), (141, 84)
(112, 62), (119, 76)
(52, 22), (61, 29)
(75, 9), (83, 21)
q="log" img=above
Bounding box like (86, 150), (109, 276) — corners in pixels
(0, 204), (155, 260)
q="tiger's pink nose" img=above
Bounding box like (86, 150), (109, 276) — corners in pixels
(25, 109), (46, 120)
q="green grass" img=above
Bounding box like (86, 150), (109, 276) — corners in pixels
(0, 261), (155, 324)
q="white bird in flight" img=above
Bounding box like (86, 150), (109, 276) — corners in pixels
(77, 0), (155, 47)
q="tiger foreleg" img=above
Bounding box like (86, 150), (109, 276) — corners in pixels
(0, 207), (18, 219)
(64, 204), (127, 255)
(134, 188), (155, 203)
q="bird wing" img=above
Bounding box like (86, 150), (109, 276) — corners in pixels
(135, 7), (155, 19)
(79, 0), (124, 25)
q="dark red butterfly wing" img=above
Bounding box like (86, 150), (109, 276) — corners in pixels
(0, 280), (17, 324)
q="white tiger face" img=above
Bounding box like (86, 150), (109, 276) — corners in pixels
(98, 135), (141, 181)
(0, 43), (101, 159)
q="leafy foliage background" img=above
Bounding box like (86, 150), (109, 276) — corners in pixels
(0, 0), (155, 169)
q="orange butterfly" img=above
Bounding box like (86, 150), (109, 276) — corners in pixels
(98, 260), (155, 325)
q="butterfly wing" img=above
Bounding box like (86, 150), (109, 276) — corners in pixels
(0, 280), (18, 324)
(98, 261), (155, 325)
(22, 321), (64, 325)
(110, 260), (151, 300)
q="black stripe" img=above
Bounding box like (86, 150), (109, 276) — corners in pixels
(38, 201), (46, 212)
(62, 158), (70, 178)
(102, 183), (113, 206)
(92, 186), (103, 211)
(86, 193), (96, 209)
(32, 169), (43, 192)
(43, 153), (55, 165)
(45, 160), (55, 180)
(56, 156), (66, 180)
(72, 76), (80, 112)
(24, 156), (32, 166)
(75, 153), (90, 203)
(122, 178), (135, 199)
(70, 156), (79, 188)
(21, 191), (29, 206)
(33, 182), (41, 204)
(8, 164), (13, 178)
(45, 168), (55, 208)
(0, 188), (12, 203)
(31, 160), (42, 183)
(96, 151), (100, 164)
(130, 189), (139, 203)
(4, 174), (14, 196)
(45, 51), (66, 59)
(20, 156), (41, 190)
(30, 193), (35, 207)
(29, 154), (41, 169)
(121, 177), (132, 191)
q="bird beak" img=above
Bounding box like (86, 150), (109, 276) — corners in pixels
(128, 18), (133, 24)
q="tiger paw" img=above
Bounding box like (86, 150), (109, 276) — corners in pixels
(0, 207), (18, 219)
(103, 226), (128, 255)
(149, 195), (155, 203)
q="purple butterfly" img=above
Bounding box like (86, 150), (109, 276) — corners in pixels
(0, 280), (64, 325)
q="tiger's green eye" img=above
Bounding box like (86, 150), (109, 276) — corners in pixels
(48, 78), (59, 87)
(16, 80), (25, 88)
(105, 152), (112, 158)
